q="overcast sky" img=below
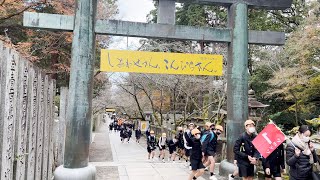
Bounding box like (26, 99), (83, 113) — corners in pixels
(108, 0), (155, 50)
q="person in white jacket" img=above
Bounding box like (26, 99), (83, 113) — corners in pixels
(183, 123), (195, 168)
(158, 133), (167, 163)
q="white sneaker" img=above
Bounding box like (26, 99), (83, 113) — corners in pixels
(189, 166), (192, 170)
(209, 175), (217, 180)
(172, 161), (175, 163)
(228, 174), (234, 180)
(167, 158), (170, 162)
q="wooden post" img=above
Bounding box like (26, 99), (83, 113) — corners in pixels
(35, 73), (45, 180)
(25, 66), (39, 180)
(14, 59), (30, 180)
(57, 87), (68, 166)
(0, 45), (19, 180)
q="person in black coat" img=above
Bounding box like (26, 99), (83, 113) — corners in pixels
(188, 128), (205, 180)
(286, 125), (318, 180)
(177, 127), (185, 160)
(135, 128), (142, 143)
(167, 136), (179, 162)
(234, 120), (260, 180)
(146, 128), (151, 138)
(127, 128), (132, 143)
(262, 143), (285, 180)
(147, 130), (157, 161)
(202, 124), (223, 179)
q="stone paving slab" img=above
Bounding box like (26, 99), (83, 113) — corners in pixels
(96, 166), (119, 180)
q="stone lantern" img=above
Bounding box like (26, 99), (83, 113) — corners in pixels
(248, 89), (269, 121)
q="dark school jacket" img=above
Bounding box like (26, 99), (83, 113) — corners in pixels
(135, 129), (142, 138)
(201, 132), (218, 154)
(189, 137), (203, 160)
(234, 132), (260, 166)
(262, 143), (285, 169)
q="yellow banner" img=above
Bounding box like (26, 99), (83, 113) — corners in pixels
(100, 50), (223, 76)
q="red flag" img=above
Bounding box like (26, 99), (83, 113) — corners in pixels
(252, 123), (286, 158)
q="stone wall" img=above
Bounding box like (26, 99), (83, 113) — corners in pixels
(0, 41), (56, 180)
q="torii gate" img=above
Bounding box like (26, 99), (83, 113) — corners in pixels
(23, 0), (292, 179)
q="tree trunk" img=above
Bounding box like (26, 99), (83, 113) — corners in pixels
(173, 88), (176, 129)
(133, 85), (145, 120)
(160, 88), (164, 126)
(289, 90), (299, 126)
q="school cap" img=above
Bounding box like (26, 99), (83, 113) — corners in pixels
(205, 122), (213, 127)
(150, 130), (155, 134)
(191, 128), (201, 135)
(215, 125), (224, 132)
(188, 123), (195, 126)
(162, 133), (166, 137)
(244, 119), (255, 126)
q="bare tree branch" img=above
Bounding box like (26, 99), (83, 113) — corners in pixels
(0, 0), (6, 6)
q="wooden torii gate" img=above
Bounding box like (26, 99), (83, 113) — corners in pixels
(23, 0), (292, 179)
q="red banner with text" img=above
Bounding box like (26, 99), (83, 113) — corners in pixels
(252, 123), (286, 158)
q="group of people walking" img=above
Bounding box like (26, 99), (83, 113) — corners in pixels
(145, 122), (224, 180)
(145, 120), (319, 180)
(108, 114), (319, 180)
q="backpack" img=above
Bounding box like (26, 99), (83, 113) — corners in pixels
(200, 132), (214, 144)
(148, 136), (156, 144)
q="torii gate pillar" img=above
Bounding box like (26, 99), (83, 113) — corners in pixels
(54, 0), (97, 179)
(220, 2), (249, 175)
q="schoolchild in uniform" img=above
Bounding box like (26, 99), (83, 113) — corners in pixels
(184, 123), (195, 167)
(202, 125), (224, 180)
(147, 130), (157, 161)
(233, 120), (260, 180)
(177, 127), (185, 161)
(135, 128), (142, 143)
(188, 128), (205, 180)
(262, 143), (285, 180)
(167, 135), (179, 162)
(158, 133), (168, 163)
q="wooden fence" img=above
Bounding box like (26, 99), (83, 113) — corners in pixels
(0, 41), (56, 180)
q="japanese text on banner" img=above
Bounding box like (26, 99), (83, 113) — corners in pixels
(100, 50), (223, 76)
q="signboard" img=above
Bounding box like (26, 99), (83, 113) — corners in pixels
(100, 50), (223, 76)
(252, 123), (286, 158)
(140, 121), (149, 132)
(105, 108), (116, 112)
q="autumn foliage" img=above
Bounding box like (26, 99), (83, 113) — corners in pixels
(0, 0), (118, 89)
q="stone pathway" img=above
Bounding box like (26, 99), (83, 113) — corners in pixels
(89, 118), (228, 180)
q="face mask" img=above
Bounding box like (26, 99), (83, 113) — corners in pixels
(248, 127), (256, 133)
(211, 128), (215, 131)
(302, 135), (310, 143)
(216, 132), (221, 136)
(179, 130), (183, 133)
(196, 134), (201, 139)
